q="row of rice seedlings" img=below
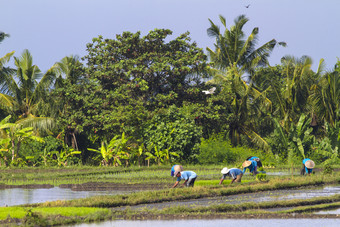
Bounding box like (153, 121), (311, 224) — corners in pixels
(280, 201), (340, 214)
(25, 174), (340, 208)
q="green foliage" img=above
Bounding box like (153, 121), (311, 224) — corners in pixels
(143, 106), (202, 163)
(268, 114), (314, 164)
(323, 163), (334, 175)
(256, 173), (267, 181)
(88, 132), (131, 166)
(311, 121), (340, 165)
(198, 134), (237, 164)
(20, 136), (64, 166)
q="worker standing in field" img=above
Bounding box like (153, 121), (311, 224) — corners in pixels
(219, 167), (243, 184)
(170, 164), (183, 177)
(172, 170), (197, 188)
(246, 156), (263, 168)
(242, 160), (258, 176)
(301, 158), (315, 175)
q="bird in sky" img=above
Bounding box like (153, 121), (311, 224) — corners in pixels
(245, 4), (250, 8)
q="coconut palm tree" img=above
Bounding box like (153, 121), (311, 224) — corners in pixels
(207, 14), (286, 77)
(0, 32), (15, 110)
(310, 61), (340, 126)
(0, 49), (56, 134)
(272, 56), (324, 131)
(211, 65), (271, 151)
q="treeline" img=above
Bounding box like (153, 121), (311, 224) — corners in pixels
(0, 15), (339, 167)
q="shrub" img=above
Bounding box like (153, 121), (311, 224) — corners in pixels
(197, 134), (237, 164)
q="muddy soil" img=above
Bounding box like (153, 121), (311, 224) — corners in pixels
(59, 182), (170, 191)
(117, 185), (340, 210)
(0, 182), (172, 190)
(0, 183), (53, 189)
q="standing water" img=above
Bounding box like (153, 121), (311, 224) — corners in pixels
(0, 187), (130, 206)
(70, 219), (339, 227)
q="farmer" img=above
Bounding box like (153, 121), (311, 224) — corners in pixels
(301, 158), (315, 175)
(242, 160), (258, 176)
(170, 164), (183, 177)
(219, 167), (243, 184)
(246, 156), (263, 168)
(172, 170), (197, 188)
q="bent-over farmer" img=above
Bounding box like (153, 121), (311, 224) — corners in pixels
(172, 170), (197, 188)
(301, 158), (315, 175)
(219, 167), (243, 184)
(246, 156), (262, 168)
(171, 164), (183, 177)
(242, 160), (258, 176)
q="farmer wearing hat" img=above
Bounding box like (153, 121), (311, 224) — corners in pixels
(219, 167), (243, 184)
(172, 170), (197, 188)
(301, 158), (315, 175)
(171, 164), (183, 177)
(242, 160), (258, 176)
(246, 156), (262, 168)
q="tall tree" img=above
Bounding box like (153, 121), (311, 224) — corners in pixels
(311, 60), (340, 126)
(0, 49), (55, 134)
(207, 14), (286, 77)
(0, 32), (15, 112)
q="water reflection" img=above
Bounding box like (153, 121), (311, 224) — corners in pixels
(71, 219), (340, 227)
(0, 187), (130, 207)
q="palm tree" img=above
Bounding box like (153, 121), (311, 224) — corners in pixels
(273, 56), (324, 131)
(0, 49), (56, 134)
(207, 14), (286, 77)
(54, 55), (85, 87)
(211, 65), (271, 151)
(310, 61), (340, 126)
(0, 32), (15, 110)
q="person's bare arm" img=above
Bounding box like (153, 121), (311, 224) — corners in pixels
(230, 178), (236, 184)
(219, 178), (224, 185)
(172, 181), (179, 188)
(182, 179), (188, 187)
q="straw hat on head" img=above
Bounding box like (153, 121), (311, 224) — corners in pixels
(173, 170), (181, 177)
(174, 165), (183, 172)
(305, 160), (315, 169)
(221, 167), (230, 174)
(242, 160), (252, 168)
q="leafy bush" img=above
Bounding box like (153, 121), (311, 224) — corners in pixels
(143, 105), (202, 163)
(197, 134), (237, 164)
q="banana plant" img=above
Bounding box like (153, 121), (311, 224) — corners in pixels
(50, 148), (81, 167)
(145, 144), (179, 165)
(88, 132), (131, 166)
(0, 115), (44, 164)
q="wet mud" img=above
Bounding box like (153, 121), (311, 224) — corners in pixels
(59, 182), (169, 191)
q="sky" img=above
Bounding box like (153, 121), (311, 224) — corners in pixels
(1, 0), (339, 73)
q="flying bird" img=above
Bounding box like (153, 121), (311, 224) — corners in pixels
(245, 4), (250, 8)
(202, 87), (216, 95)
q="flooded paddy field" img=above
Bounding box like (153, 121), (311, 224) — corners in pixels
(119, 185), (340, 210)
(70, 218), (340, 227)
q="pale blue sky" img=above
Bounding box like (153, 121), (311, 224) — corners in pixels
(1, 0), (339, 72)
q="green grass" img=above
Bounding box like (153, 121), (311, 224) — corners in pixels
(0, 207), (109, 220)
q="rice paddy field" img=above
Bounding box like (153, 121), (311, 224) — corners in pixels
(0, 165), (339, 226)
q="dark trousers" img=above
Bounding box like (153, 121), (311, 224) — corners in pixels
(186, 177), (197, 187)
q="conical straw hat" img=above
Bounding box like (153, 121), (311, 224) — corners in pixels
(305, 160), (315, 169)
(242, 160), (252, 168)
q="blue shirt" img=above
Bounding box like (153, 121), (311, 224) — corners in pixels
(223, 168), (243, 179)
(303, 158), (313, 174)
(249, 156), (259, 161)
(242, 160), (257, 173)
(177, 171), (197, 182)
